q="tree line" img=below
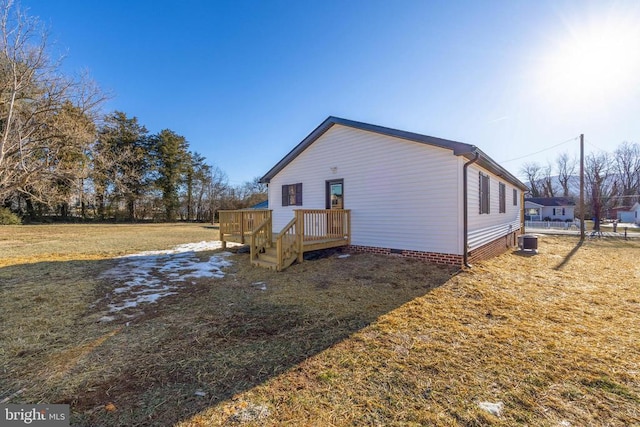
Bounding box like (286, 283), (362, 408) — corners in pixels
(0, 0), (265, 223)
(521, 141), (640, 223)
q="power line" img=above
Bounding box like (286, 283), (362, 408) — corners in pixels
(584, 138), (609, 153)
(499, 136), (579, 163)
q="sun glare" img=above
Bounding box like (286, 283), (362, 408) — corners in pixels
(537, 11), (640, 108)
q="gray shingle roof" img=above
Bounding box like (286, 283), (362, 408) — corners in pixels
(525, 197), (576, 207)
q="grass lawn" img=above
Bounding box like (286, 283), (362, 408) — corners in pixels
(1, 224), (639, 426)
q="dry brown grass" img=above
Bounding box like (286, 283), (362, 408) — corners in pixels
(1, 225), (639, 426)
(0, 223), (219, 267)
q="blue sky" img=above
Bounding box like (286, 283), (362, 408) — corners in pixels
(23, 0), (640, 186)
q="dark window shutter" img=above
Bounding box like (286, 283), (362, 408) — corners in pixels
(479, 172), (490, 214)
(295, 183), (303, 206)
(487, 178), (490, 214)
(479, 173), (482, 214)
(282, 185), (289, 207)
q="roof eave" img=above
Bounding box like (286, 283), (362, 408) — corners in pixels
(460, 149), (528, 190)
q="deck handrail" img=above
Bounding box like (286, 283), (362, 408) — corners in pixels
(276, 216), (298, 271)
(249, 216), (272, 263)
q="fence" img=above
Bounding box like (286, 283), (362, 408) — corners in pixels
(525, 220), (579, 230)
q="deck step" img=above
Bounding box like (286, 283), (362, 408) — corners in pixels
(258, 251), (278, 264)
(251, 258), (278, 270)
(258, 247), (277, 263)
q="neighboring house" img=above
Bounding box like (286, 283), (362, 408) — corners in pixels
(250, 200), (269, 209)
(259, 116), (527, 266)
(611, 206), (634, 223)
(632, 202), (640, 225)
(524, 197), (575, 221)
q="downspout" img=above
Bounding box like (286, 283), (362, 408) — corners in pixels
(463, 152), (480, 268)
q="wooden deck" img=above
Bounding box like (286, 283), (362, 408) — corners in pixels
(219, 209), (271, 247)
(219, 209), (351, 271)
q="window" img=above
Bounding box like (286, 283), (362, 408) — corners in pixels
(499, 183), (506, 213)
(513, 189), (518, 206)
(479, 172), (490, 214)
(281, 183), (302, 206)
(326, 179), (344, 209)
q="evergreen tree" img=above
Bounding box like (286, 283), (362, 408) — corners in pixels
(150, 129), (190, 221)
(93, 111), (149, 220)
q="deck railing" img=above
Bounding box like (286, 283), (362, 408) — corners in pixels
(219, 209), (271, 247)
(276, 217), (299, 270)
(219, 208), (351, 270)
(296, 209), (351, 243)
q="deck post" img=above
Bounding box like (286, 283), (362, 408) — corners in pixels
(239, 212), (245, 244)
(296, 210), (304, 264)
(276, 237), (283, 271)
(346, 210), (351, 245)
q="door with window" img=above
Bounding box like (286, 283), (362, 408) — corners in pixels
(326, 180), (344, 236)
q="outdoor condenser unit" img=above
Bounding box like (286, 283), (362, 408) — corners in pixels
(518, 234), (538, 253)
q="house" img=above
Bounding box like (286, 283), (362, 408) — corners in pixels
(611, 205), (634, 223)
(524, 197), (575, 222)
(632, 202), (640, 225)
(250, 200), (269, 209)
(229, 116), (526, 269)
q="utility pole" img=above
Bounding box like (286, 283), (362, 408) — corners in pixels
(579, 134), (585, 241)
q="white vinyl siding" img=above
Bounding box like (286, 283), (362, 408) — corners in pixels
(466, 163), (522, 251)
(541, 206), (574, 221)
(268, 125), (462, 255)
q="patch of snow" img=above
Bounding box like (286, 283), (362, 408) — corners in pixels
(337, 254), (351, 259)
(477, 401), (503, 417)
(100, 241), (236, 313)
(559, 421), (571, 427)
(118, 241), (242, 258)
(194, 390), (207, 397)
(251, 281), (267, 291)
(98, 316), (115, 323)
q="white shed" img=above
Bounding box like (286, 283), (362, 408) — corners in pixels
(259, 117), (527, 267)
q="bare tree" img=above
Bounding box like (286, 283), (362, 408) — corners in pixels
(556, 152), (577, 197)
(0, 0), (104, 208)
(613, 142), (640, 206)
(238, 176), (267, 207)
(209, 165), (228, 223)
(585, 152), (617, 230)
(521, 162), (543, 197)
(540, 162), (556, 197)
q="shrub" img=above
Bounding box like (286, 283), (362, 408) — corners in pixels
(0, 207), (22, 225)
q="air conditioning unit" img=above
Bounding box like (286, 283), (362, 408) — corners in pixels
(518, 234), (538, 253)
